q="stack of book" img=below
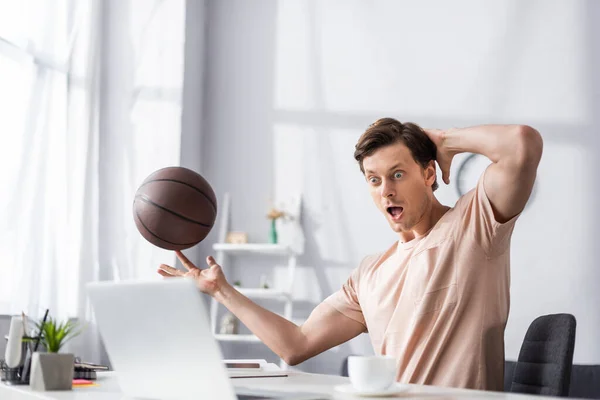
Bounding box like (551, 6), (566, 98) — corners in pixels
(73, 360), (109, 380)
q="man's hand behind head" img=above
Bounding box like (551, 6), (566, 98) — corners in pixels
(423, 128), (454, 185)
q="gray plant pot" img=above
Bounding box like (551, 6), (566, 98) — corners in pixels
(29, 352), (74, 391)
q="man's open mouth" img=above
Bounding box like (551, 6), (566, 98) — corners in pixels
(387, 206), (404, 220)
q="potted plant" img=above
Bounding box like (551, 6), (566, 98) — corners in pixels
(29, 317), (82, 391)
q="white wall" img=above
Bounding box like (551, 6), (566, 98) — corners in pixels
(191, 0), (600, 373)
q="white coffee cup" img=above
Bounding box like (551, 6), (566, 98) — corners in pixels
(348, 355), (397, 392)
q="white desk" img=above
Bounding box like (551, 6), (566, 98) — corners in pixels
(0, 371), (549, 400)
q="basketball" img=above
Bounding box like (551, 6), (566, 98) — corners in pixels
(133, 167), (217, 250)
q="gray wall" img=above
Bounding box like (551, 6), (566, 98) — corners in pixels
(185, 0), (355, 372)
(180, 0), (209, 269)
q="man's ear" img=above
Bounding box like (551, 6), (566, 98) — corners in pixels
(424, 160), (437, 187)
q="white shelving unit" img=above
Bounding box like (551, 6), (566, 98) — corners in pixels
(210, 193), (303, 368)
(212, 243), (292, 255)
(237, 287), (292, 300)
(214, 334), (262, 342)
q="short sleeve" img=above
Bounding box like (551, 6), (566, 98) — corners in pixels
(456, 168), (520, 258)
(323, 257), (373, 328)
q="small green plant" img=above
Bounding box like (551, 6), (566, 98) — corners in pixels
(35, 317), (82, 353)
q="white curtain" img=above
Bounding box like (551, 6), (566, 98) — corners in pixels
(0, 0), (186, 360)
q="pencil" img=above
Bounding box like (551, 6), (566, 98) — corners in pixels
(33, 309), (49, 352)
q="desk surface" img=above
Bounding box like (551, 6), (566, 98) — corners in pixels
(0, 371), (553, 400)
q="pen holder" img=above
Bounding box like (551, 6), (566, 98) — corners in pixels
(0, 359), (21, 383)
(1, 337), (31, 385)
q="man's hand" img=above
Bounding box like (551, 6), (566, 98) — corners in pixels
(423, 128), (456, 185)
(158, 251), (229, 298)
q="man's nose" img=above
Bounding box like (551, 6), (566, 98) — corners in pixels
(380, 180), (395, 198)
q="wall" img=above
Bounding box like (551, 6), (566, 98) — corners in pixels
(191, 0), (600, 374)
(180, 0), (209, 269)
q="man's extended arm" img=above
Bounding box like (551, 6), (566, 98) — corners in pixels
(159, 253), (366, 365)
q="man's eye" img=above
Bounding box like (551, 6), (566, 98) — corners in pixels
(394, 172), (403, 179)
(369, 177), (379, 184)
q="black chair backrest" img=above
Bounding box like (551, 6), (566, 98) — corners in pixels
(511, 313), (576, 397)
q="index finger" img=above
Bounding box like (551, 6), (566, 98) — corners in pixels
(175, 250), (198, 271)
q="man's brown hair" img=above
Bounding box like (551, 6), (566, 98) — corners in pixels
(354, 118), (439, 191)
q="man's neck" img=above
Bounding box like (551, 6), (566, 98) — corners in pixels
(398, 198), (450, 243)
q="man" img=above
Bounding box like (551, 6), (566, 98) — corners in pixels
(158, 118), (543, 391)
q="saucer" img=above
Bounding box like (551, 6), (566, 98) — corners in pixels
(334, 383), (410, 397)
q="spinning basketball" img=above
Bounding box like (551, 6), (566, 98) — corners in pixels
(133, 167), (217, 250)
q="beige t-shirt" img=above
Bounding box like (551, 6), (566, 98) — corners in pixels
(325, 171), (519, 391)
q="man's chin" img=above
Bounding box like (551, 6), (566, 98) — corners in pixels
(389, 220), (410, 232)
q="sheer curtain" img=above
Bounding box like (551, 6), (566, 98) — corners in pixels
(0, 0), (102, 320)
(0, 0), (187, 360)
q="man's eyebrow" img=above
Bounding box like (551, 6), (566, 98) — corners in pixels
(365, 163), (405, 175)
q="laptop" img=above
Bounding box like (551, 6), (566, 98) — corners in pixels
(87, 278), (325, 400)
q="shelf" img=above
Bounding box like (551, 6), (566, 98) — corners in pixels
(215, 334), (261, 342)
(212, 243), (294, 256)
(237, 287), (291, 300)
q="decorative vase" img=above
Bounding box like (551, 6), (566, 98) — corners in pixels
(269, 219), (278, 244)
(219, 313), (239, 335)
(29, 352), (74, 391)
